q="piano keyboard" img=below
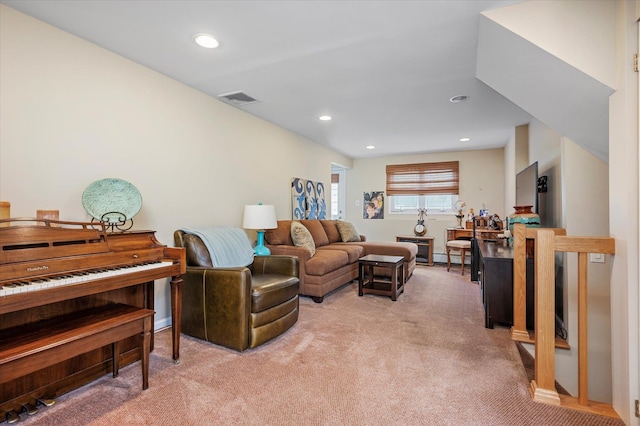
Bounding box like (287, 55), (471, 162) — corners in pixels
(0, 261), (173, 297)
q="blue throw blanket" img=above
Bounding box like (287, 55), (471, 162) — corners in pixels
(180, 226), (255, 267)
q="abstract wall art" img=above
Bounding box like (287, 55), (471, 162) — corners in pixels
(292, 177), (326, 220)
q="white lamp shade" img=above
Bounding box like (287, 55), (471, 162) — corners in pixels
(242, 204), (277, 230)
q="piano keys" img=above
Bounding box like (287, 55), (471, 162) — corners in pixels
(0, 260), (173, 296)
(0, 218), (185, 421)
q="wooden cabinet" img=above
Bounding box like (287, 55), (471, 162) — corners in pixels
(478, 240), (534, 329)
(396, 236), (434, 266)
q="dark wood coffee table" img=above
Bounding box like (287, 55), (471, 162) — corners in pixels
(358, 254), (405, 301)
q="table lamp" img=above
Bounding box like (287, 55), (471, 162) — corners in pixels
(243, 203), (277, 256)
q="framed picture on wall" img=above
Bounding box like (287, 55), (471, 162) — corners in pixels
(363, 191), (384, 219)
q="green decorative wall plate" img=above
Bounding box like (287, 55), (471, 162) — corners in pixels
(82, 178), (142, 223)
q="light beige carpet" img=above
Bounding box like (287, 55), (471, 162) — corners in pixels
(16, 265), (624, 425)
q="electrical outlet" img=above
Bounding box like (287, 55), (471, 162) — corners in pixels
(589, 253), (605, 263)
(355, 200), (360, 207)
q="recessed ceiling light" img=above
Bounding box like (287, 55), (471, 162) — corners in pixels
(194, 34), (219, 49)
(459, 137), (470, 142)
(318, 115), (332, 121)
(450, 95), (469, 103)
(366, 145), (375, 150)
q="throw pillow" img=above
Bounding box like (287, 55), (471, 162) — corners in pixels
(300, 219), (329, 247)
(265, 220), (293, 245)
(320, 220), (341, 243)
(336, 220), (361, 242)
(290, 221), (315, 257)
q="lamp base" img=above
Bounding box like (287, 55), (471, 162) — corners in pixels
(254, 230), (271, 256)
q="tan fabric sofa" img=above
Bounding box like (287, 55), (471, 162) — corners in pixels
(265, 220), (418, 303)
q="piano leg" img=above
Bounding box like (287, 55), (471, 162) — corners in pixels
(144, 281), (155, 353)
(112, 341), (121, 377)
(142, 316), (151, 390)
(170, 275), (183, 364)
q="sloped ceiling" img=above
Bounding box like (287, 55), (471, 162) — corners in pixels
(0, 0), (531, 159)
(2, 1), (615, 161)
(476, 11), (615, 162)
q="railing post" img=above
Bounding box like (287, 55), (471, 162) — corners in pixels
(510, 223), (529, 341)
(521, 233), (618, 418)
(577, 251), (589, 405)
(529, 229), (560, 405)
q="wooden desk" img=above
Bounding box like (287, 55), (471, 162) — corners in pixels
(446, 227), (502, 241)
(447, 227), (502, 281)
(396, 236), (434, 266)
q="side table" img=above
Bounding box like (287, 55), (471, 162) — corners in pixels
(396, 235), (434, 266)
(358, 254), (405, 301)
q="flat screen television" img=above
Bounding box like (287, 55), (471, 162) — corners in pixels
(515, 161), (538, 214)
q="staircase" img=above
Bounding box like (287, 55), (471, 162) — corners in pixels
(510, 224), (619, 419)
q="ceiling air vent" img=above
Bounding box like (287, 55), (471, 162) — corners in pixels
(217, 91), (260, 107)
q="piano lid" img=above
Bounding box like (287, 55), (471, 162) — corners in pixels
(0, 218), (109, 265)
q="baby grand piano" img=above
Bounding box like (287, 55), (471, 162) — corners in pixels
(0, 218), (185, 423)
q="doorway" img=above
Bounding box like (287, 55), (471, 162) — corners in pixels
(330, 164), (346, 220)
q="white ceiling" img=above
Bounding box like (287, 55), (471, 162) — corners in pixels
(2, 0), (532, 159)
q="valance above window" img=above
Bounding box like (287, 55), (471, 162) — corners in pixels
(386, 161), (459, 196)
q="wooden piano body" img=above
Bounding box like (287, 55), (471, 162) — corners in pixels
(0, 218), (185, 419)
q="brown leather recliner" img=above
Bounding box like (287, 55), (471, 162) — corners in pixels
(174, 230), (300, 352)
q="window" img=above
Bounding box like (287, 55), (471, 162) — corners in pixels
(386, 161), (459, 214)
(389, 194), (458, 213)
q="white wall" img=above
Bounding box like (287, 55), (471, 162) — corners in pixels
(529, 119), (563, 228)
(346, 149), (504, 256)
(503, 131), (516, 216)
(608, 1), (640, 422)
(560, 137), (612, 403)
(0, 5), (353, 328)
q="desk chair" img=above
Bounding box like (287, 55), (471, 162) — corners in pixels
(446, 239), (472, 275)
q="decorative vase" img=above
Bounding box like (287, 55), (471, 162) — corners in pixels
(508, 205), (540, 246)
(509, 205), (540, 228)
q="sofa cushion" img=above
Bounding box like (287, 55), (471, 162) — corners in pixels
(355, 241), (418, 259)
(320, 220), (341, 243)
(336, 220), (361, 242)
(300, 219), (329, 247)
(290, 221), (316, 257)
(318, 244), (364, 263)
(265, 220), (293, 246)
(304, 250), (350, 276)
